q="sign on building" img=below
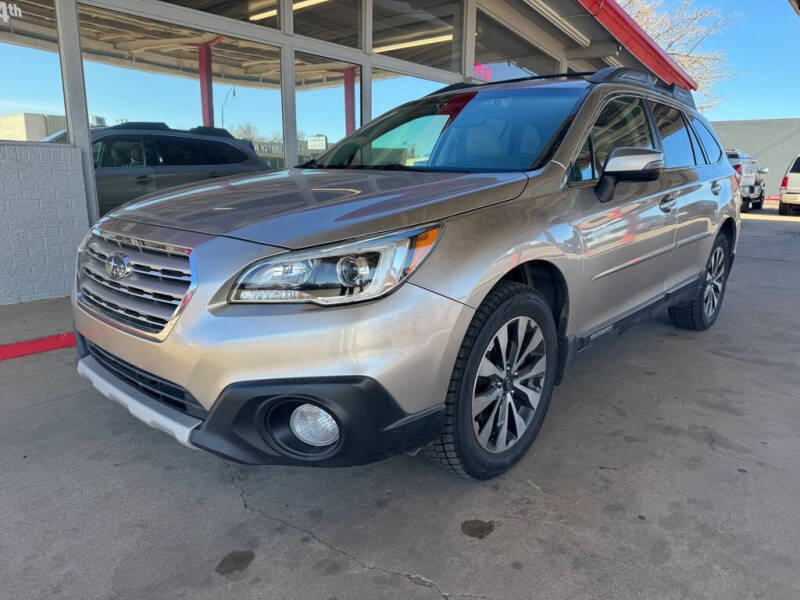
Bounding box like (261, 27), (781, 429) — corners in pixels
(308, 134), (328, 152)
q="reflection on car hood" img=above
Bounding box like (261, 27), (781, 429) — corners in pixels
(108, 168), (529, 248)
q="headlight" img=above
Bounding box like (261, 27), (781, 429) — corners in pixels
(229, 224), (442, 305)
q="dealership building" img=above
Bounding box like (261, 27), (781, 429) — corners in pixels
(0, 0), (694, 305)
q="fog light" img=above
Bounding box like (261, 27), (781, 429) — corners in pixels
(289, 404), (339, 447)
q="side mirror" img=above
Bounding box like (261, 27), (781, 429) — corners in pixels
(596, 147), (665, 203)
(758, 167), (769, 174)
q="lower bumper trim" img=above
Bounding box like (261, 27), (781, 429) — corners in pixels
(77, 356), (202, 448)
(190, 377), (445, 467)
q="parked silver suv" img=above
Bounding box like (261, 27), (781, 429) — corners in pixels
(73, 68), (739, 479)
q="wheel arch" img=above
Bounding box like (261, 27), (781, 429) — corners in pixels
(493, 259), (573, 385)
(496, 260), (569, 337)
(719, 216), (737, 249)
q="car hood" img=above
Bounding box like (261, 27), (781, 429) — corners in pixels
(108, 168), (529, 249)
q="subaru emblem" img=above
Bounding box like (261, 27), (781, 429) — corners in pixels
(105, 252), (132, 280)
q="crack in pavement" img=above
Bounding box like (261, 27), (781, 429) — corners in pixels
(224, 463), (487, 600)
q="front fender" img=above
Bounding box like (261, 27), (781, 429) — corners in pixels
(409, 191), (584, 336)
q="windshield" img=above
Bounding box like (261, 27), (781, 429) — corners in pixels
(310, 84), (588, 172)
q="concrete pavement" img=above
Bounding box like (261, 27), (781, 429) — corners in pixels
(1, 208), (799, 600)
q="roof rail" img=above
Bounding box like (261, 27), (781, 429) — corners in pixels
(426, 67), (696, 109)
(189, 126), (234, 138)
(426, 71), (594, 96)
(106, 122), (170, 131)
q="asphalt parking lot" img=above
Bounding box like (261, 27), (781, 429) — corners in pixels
(2, 206), (800, 600)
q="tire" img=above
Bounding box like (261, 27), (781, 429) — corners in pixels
(779, 202), (789, 216)
(740, 201), (750, 213)
(668, 233), (731, 331)
(752, 194), (764, 210)
(425, 281), (558, 480)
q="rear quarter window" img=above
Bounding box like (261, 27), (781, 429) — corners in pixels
(791, 157), (800, 173)
(690, 117), (723, 163)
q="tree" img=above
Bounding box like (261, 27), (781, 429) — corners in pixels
(232, 122), (259, 141)
(618, 0), (733, 111)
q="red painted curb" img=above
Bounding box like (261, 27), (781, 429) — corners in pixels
(0, 332), (76, 361)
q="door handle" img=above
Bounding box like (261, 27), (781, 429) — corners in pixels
(135, 175), (151, 185)
(659, 193), (678, 213)
(711, 180), (722, 195)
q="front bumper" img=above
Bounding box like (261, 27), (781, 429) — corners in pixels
(76, 342), (445, 465)
(73, 221), (473, 465)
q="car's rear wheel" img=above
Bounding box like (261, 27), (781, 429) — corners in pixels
(668, 233), (731, 331)
(425, 281), (557, 479)
(779, 201), (790, 216)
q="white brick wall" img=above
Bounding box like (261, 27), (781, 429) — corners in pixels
(0, 143), (89, 305)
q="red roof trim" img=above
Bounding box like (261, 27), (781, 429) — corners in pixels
(576, 0), (698, 91)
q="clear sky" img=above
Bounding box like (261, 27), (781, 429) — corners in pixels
(0, 0), (797, 145)
(700, 0), (800, 121)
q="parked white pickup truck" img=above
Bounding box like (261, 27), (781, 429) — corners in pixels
(779, 155), (800, 216)
(726, 149), (766, 211)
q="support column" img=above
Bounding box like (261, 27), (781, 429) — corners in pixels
(280, 46), (298, 167)
(343, 67), (356, 135)
(198, 43), (213, 127)
(55, 0), (97, 225)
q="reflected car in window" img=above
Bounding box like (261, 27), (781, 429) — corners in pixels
(47, 123), (268, 215)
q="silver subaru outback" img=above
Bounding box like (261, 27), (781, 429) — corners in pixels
(73, 68), (739, 479)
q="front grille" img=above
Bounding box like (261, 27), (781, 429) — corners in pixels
(87, 342), (207, 420)
(77, 230), (193, 335)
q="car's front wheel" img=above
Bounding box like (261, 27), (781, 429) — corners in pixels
(752, 193), (764, 210)
(426, 282), (557, 479)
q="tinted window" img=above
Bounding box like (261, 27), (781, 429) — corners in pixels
(791, 158), (800, 173)
(592, 97), (654, 173)
(97, 136), (145, 168)
(153, 137), (246, 166)
(691, 116), (723, 163)
(651, 103), (695, 168)
(214, 142), (248, 164)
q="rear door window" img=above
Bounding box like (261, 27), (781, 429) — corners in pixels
(690, 116), (723, 163)
(684, 117), (706, 165)
(651, 103), (695, 169)
(152, 136), (245, 166)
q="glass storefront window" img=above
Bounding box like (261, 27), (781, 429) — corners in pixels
(0, 0), (69, 142)
(474, 9), (558, 82)
(160, 1), (280, 31)
(77, 5), (283, 215)
(372, 69), (444, 118)
(295, 52), (360, 162)
(293, 0), (361, 48)
(373, 0), (463, 72)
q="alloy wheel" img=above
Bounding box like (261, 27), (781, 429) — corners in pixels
(704, 246), (726, 319)
(471, 316), (547, 453)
